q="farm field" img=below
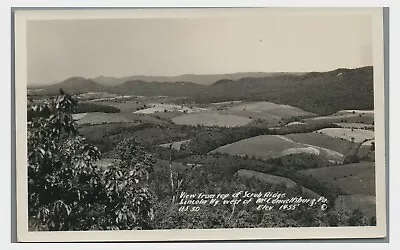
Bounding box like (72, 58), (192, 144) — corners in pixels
(159, 139), (191, 151)
(223, 101), (316, 122)
(297, 162), (375, 182)
(298, 161), (375, 196)
(72, 111), (170, 126)
(94, 100), (147, 112)
(72, 112), (133, 125)
(286, 121), (307, 126)
(317, 128), (374, 143)
(236, 169), (320, 198)
(334, 122), (374, 130)
(285, 133), (356, 155)
(79, 123), (143, 140)
(134, 103), (208, 114)
(212, 134), (347, 163)
(172, 112), (252, 127)
(304, 110), (374, 125)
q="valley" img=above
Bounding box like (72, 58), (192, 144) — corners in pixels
(27, 66), (377, 227)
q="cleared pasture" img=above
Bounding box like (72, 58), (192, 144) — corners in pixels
(172, 112), (252, 127)
(212, 135), (303, 159)
(286, 121), (307, 126)
(228, 101), (315, 118)
(305, 111), (374, 125)
(79, 123), (142, 141)
(316, 128), (374, 143)
(159, 139), (191, 151)
(72, 111), (169, 126)
(94, 100), (147, 113)
(237, 169), (297, 187)
(72, 112), (133, 125)
(337, 110), (374, 115)
(237, 169), (320, 198)
(297, 162), (375, 182)
(334, 122), (374, 130)
(285, 133), (356, 155)
(212, 134), (345, 163)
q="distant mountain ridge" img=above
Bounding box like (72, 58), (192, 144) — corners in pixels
(30, 66), (374, 115)
(90, 72), (306, 86)
(37, 77), (106, 95)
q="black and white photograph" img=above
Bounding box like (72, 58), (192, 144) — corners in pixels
(14, 8), (386, 242)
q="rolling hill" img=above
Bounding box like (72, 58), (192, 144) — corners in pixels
(35, 77), (106, 95)
(192, 66), (374, 115)
(110, 80), (206, 97)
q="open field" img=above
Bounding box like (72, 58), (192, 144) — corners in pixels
(316, 128), (374, 143)
(236, 169), (320, 198)
(172, 112), (252, 127)
(334, 122), (374, 130)
(72, 112), (133, 125)
(297, 162), (374, 182)
(212, 134), (346, 163)
(304, 110), (374, 125)
(72, 112), (170, 126)
(285, 133), (356, 155)
(79, 123), (143, 140)
(210, 100), (243, 105)
(224, 101), (316, 122)
(297, 161), (375, 196)
(94, 100), (146, 112)
(335, 195), (376, 219)
(134, 103), (208, 114)
(159, 140), (191, 151)
(151, 111), (185, 120)
(286, 121), (307, 126)
(337, 110), (374, 115)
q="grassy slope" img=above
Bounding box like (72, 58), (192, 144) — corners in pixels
(285, 133), (356, 155)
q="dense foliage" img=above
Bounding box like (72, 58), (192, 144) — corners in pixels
(190, 67), (374, 115)
(74, 102), (120, 114)
(27, 91), (155, 231)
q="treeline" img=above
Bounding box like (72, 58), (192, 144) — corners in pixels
(187, 66), (374, 115)
(74, 102), (120, 113)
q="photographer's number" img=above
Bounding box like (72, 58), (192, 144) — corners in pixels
(179, 206), (200, 212)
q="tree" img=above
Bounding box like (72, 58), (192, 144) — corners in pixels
(28, 91), (102, 230)
(27, 91), (155, 231)
(100, 138), (156, 230)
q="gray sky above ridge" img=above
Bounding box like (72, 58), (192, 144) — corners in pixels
(27, 14), (373, 85)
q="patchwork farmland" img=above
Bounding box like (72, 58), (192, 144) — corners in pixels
(28, 66), (378, 228)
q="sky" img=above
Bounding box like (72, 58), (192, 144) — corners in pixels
(27, 13), (373, 85)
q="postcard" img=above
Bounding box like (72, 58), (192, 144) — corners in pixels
(14, 7), (386, 242)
